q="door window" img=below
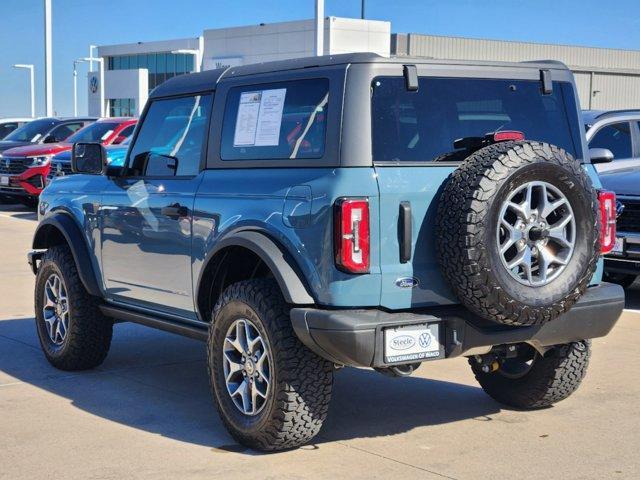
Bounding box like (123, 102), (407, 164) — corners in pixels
(127, 93), (212, 177)
(589, 122), (632, 160)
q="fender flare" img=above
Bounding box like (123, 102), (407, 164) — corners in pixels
(198, 231), (315, 305)
(32, 213), (102, 297)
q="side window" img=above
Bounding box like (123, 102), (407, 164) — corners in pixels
(50, 122), (83, 142)
(127, 93), (212, 177)
(0, 123), (18, 139)
(590, 122), (632, 160)
(118, 124), (135, 139)
(221, 78), (329, 161)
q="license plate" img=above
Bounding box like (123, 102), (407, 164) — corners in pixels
(0, 176), (8, 186)
(384, 323), (441, 363)
(611, 237), (625, 255)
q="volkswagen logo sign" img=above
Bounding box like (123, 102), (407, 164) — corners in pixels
(56, 163), (64, 176)
(4, 158), (9, 168)
(90, 76), (99, 94)
(616, 200), (625, 219)
(418, 332), (432, 349)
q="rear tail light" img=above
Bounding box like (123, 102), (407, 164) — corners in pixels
(334, 198), (370, 273)
(598, 190), (616, 254)
(492, 130), (525, 142)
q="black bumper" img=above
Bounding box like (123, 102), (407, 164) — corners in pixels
(290, 282), (624, 368)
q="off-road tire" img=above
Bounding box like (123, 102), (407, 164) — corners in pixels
(208, 279), (333, 451)
(470, 340), (591, 409)
(436, 141), (600, 326)
(34, 245), (113, 370)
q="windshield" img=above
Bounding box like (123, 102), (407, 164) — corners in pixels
(3, 118), (58, 143)
(371, 77), (583, 163)
(67, 122), (119, 143)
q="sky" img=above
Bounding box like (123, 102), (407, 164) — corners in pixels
(1, 0), (640, 118)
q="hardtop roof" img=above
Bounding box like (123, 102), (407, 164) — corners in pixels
(149, 53), (571, 99)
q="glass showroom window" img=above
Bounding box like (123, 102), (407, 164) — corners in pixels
(109, 99), (136, 117)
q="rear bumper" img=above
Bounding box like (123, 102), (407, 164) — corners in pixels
(291, 282), (624, 368)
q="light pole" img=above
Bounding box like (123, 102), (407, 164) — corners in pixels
(13, 64), (35, 118)
(315, 0), (324, 56)
(82, 56), (104, 117)
(44, 0), (53, 116)
(73, 59), (87, 117)
(171, 48), (202, 73)
(89, 45), (97, 71)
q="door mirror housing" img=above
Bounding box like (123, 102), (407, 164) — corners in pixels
(71, 142), (107, 174)
(42, 134), (58, 144)
(589, 147), (615, 164)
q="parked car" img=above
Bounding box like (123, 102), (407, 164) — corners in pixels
(0, 117), (32, 140)
(47, 136), (131, 182)
(598, 167), (640, 287)
(0, 117), (95, 154)
(0, 118), (136, 206)
(29, 54), (623, 451)
(583, 109), (640, 172)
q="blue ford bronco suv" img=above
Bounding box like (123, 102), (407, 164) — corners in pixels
(29, 53), (624, 451)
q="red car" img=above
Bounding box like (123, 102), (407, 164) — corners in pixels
(0, 117), (137, 205)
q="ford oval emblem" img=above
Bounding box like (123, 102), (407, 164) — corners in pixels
(395, 277), (419, 289)
(390, 335), (415, 351)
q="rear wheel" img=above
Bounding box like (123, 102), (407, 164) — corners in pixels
(208, 279), (333, 451)
(470, 341), (591, 409)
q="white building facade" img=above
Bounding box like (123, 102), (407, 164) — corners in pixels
(88, 17), (390, 117)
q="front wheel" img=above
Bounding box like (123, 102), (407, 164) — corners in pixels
(208, 279), (334, 451)
(470, 341), (591, 409)
(34, 245), (113, 370)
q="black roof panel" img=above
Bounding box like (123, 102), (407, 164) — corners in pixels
(148, 53), (572, 98)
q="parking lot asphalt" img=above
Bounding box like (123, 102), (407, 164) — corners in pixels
(0, 202), (639, 480)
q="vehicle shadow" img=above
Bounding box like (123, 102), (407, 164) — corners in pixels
(0, 203), (37, 220)
(623, 283), (640, 310)
(0, 317), (499, 452)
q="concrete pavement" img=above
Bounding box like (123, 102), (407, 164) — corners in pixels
(0, 202), (638, 480)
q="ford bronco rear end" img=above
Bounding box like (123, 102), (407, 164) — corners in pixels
(30, 54), (623, 452)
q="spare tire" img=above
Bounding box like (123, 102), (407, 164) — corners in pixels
(436, 141), (599, 326)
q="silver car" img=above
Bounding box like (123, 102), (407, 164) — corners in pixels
(584, 110), (640, 172)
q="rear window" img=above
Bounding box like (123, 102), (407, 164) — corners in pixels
(371, 77), (582, 163)
(221, 78), (329, 161)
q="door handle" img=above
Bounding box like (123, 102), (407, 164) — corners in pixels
(161, 203), (189, 219)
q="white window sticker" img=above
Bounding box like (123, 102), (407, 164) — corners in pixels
(233, 88), (287, 147)
(233, 91), (261, 146)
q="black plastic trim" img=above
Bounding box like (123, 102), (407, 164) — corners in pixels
(31, 212), (102, 297)
(398, 201), (412, 263)
(100, 304), (208, 341)
(291, 283), (624, 367)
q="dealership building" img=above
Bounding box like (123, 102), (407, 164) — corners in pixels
(88, 16), (640, 117)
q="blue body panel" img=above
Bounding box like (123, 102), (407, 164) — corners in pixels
(38, 160), (605, 318)
(192, 168), (381, 307)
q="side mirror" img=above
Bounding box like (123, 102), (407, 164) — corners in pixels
(71, 142), (107, 174)
(43, 134), (58, 144)
(589, 147), (615, 164)
(112, 135), (127, 145)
